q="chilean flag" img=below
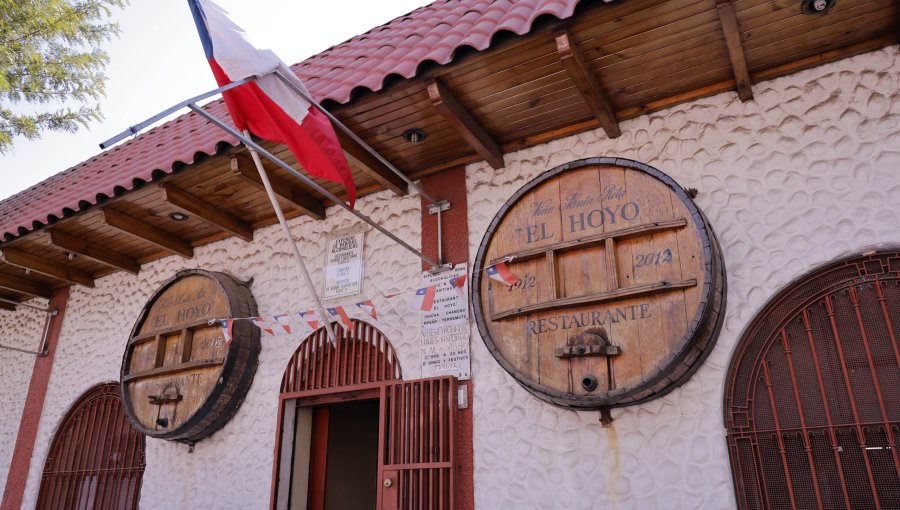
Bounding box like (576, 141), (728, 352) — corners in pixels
(411, 285), (437, 311)
(449, 274), (467, 299)
(485, 262), (520, 286)
(188, 0), (356, 206)
(219, 319), (234, 345)
(355, 299), (378, 320)
(327, 306), (354, 331)
(298, 309), (320, 330)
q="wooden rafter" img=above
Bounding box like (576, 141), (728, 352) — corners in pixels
(159, 183), (254, 242)
(336, 131), (408, 196)
(101, 208), (194, 259)
(716, 0), (753, 102)
(0, 247), (94, 287)
(0, 273), (52, 299)
(229, 155), (327, 220)
(426, 78), (504, 170)
(48, 230), (141, 275)
(0, 300), (16, 311)
(555, 30), (621, 139)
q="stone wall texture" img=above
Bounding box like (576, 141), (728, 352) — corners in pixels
(0, 299), (47, 495)
(466, 47), (899, 510)
(0, 46), (897, 509)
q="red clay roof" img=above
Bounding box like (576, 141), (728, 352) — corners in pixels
(0, 0), (611, 239)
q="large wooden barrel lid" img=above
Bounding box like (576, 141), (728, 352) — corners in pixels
(473, 158), (726, 408)
(120, 269), (260, 443)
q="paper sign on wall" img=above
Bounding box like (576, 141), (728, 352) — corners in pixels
(323, 230), (364, 299)
(421, 264), (470, 380)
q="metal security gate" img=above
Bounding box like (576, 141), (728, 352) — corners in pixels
(36, 383), (146, 510)
(378, 377), (457, 510)
(725, 252), (900, 510)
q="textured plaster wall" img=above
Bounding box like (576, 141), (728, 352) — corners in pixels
(16, 189), (423, 510)
(467, 47), (900, 510)
(3, 46), (898, 509)
(0, 299), (48, 494)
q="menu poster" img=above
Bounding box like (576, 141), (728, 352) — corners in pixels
(323, 230), (364, 299)
(420, 264), (471, 380)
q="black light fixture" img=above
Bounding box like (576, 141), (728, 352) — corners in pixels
(169, 212), (188, 221)
(403, 128), (427, 143)
(801, 0), (835, 14)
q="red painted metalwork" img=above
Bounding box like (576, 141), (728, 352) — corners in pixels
(35, 383), (146, 510)
(279, 320), (401, 396)
(377, 377), (457, 510)
(725, 252), (900, 510)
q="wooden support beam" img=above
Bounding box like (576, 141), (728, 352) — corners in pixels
(426, 78), (504, 170)
(335, 131), (408, 196)
(555, 30), (621, 139)
(0, 300), (16, 311)
(101, 208), (194, 258)
(159, 183), (254, 242)
(230, 155), (326, 220)
(0, 273), (52, 299)
(0, 248), (94, 287)
(716, 0), (753, 102)
(49, 230), (142, 275)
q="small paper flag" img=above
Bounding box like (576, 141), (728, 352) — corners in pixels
(273, 313), (292, 334)
(219, 319), (234, 345)
(327, 306), (354, 331)
(485, 262), (520, 285)
(411, 285), (437, 311)
(449, 274), (467, 299)
(251, 316), (276, 336)
(298, 309), (320, 330)
(355, 299), (378, 320)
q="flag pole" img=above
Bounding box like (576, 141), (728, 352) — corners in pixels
(186, 104), (441, 269)
(240, 129), (337, 343)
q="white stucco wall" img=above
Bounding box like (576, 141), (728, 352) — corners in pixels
(467, 47), (900, 509)
(2, 45), (898, 510)
(0, 299), (48, 495)
(16, 189), (423, 510)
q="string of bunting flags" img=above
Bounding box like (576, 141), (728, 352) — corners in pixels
(213, 260), (521, 344)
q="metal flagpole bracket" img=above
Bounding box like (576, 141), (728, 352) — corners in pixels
(0, 297), (58, 356)
(427, 200), (454, 273)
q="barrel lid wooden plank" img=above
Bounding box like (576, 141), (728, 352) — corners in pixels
(120, 269), (260, 443)
(473, 157), (726, 408)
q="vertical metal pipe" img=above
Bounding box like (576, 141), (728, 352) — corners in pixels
(848, 286), (900, 473)
(779, 329), (824, 510)
(761, 360), (798, 510)
(825, 294), (881, 509)
(802, 308), (852, 509)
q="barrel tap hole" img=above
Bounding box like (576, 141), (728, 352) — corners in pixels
(581, 375), (598, 392)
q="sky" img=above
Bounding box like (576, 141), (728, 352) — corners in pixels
(0, 0), (427, 201)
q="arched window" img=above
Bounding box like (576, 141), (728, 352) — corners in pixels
(36, 383), (146, 509)
(725, 252), (900, 510)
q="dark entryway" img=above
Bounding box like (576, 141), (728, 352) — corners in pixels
(309, 399), (380, 510)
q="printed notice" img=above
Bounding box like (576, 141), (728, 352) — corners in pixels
(323, 230), (364, 299)
(421, 264), (470, 380)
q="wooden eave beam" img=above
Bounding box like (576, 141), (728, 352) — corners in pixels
(101, 208), (194, 259)
(554, 30), (621, 139)
(0, 247), (94, 287)
(0, 300), (15, 311)
(426, 78), (505, 170)
(49, 230), (141, 275)
(159, 183), (254, 242)
(716, 0), (753, 102)
(0, 273), (52, 299)
(335, 131), (408, 196)
(229, 155), (326, 220)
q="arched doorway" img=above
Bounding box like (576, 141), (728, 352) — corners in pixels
(725, 252), (900, 509)
(36, 383), (146, 509)
(271, 320), (457, 510)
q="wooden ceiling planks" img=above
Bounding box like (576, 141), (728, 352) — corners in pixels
(1, 0), (897, 305)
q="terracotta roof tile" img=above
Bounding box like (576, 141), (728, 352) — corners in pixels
(0, 0), (611, 239)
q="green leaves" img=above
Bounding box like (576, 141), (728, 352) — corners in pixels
(0, 0), (125, 153)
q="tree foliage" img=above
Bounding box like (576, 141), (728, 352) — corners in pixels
(0, 0), (125, 153)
